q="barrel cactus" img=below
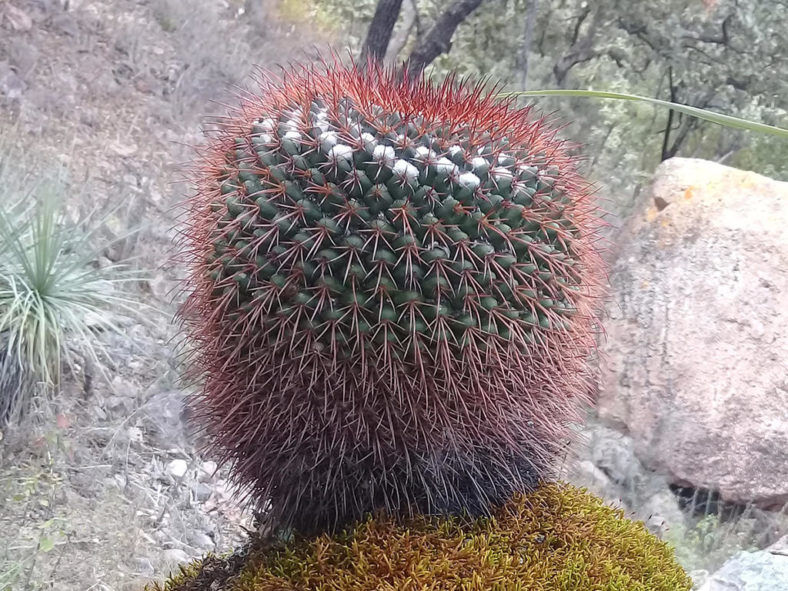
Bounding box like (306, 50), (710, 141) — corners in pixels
(180, 61), (605, 533)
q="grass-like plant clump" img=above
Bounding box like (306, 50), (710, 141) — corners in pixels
(0, 158), (141, 424)
(147, 483), (692, 591)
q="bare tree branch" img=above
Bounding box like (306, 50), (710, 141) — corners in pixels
(384, 0), (417, 65)
(404, 0), (484, 78)
(661, 69), (716, 161)
(360, 0), (404, 64)
(553, 5), (605, 87)
(516, 0), (538, 89)
(681, 14), (734, 46)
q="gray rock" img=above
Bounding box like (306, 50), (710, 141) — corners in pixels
(599, 158), (788, 507)
(699, 550), (788, 591)
(6, 38), (38, 77)
(690, 569), (709, 588)
(198, 460), (218, 482)
(127, 556), (154, 576)
(191, 482), (212, 503)
(639, 489), (686, 535)
(588, 425), (643, 489)
(140, 390), (190, 449)
(0, 62), (26, 100)
(166, 459), (188, 479)
(49, 11), (79, 36)
(4, 4), (33, 31)
(187, 531), (215, 550)
(570, 460), (616, 499)
(162, 548), (190, 565)
(769, 535), (788, 557)
(565, 419), (685, 530)
(105, 395), (132, 414)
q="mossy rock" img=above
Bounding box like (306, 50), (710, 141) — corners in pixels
(147, 483), (691, 591)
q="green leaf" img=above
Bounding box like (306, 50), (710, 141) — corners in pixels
(38, 537), (55, 553)
(503, 89), (788, 139)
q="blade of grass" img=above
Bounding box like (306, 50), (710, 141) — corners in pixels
(503, 89), (788, 139)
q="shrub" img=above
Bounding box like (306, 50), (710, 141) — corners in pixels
(0, 173), (140, 424)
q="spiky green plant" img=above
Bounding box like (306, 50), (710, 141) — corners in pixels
(0, 181), (141, 424)
(180, 60), (606, 533)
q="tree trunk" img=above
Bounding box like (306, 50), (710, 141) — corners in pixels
(360, 0), (404, 64)
(384, 0), (417, 65)
(516, 0), (537, 89)
(405, 0), (484, 78)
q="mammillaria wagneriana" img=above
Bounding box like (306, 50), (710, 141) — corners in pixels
(180, 61), (605, 533)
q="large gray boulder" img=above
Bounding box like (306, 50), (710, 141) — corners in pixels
(699, 536), (788, 591)
(598, 158), (788, 507)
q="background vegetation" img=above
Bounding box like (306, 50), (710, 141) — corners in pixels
(280, 0), (788, 216)
(1, 0), (786, 588)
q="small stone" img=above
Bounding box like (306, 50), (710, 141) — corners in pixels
(50, 12), (79, 36)
(570, 460), (614, 498)
(639, 489), (686, 535)
(105, 395), (131, 413)
(188, 532), (215, 549)
(166, 459), (188, 479)
(128, 556), (154, 576)
(589, 426), (643, 489)
(110, 141), (138, 157)
(97, 256), (114, 269)
(198, 461), (218, 482)
(163, 548), (190, 564)
(191, 482), (212, 503)
(122, 173), (139, 188)
(0, 64), (26, 100)
(769, 535), (788, 557)
(7, 39), (38, 77)
(126, 426), (144, 445)
(690, 569), (709, 588)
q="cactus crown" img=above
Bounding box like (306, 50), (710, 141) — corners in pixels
(181, 61), (604, 533)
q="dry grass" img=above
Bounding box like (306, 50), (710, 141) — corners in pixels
(666, 485), (788, 575)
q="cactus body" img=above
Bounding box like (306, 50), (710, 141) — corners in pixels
(181, 62), (604, 533)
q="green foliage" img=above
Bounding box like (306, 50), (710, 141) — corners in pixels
(667, 513), (757, 574)
(0, 159), (141, 423)
(146, 483), (693, 591)
(311, 0), (788, 212)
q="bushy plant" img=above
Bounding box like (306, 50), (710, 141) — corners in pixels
(179, 60), (605, 533)
(0, 167), (141, 424)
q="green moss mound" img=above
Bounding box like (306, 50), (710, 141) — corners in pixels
(147, 484), (691, 591)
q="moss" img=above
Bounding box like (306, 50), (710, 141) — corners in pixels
(146, 551), (250, 591)
(147, 484), (691, 591)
